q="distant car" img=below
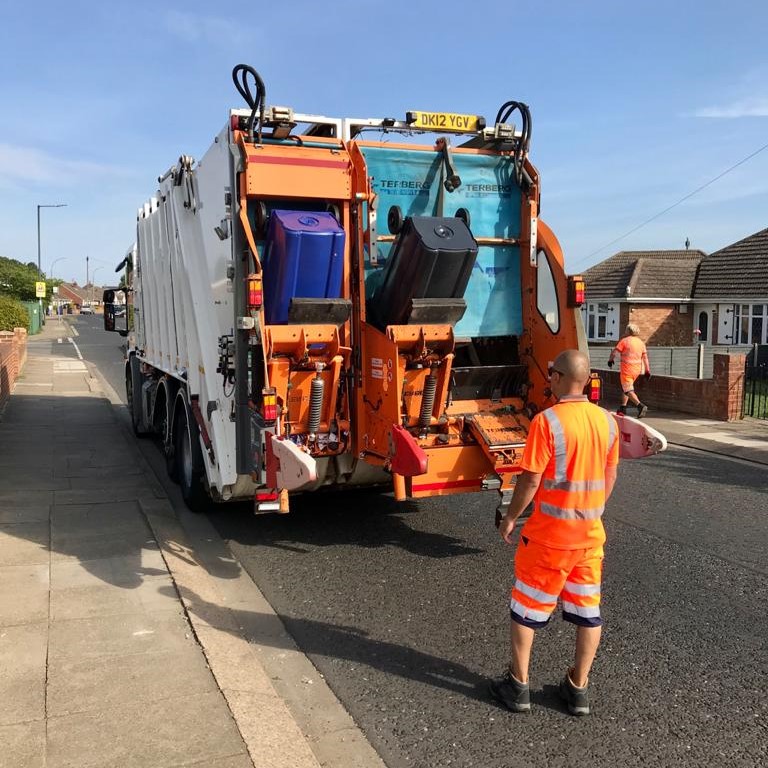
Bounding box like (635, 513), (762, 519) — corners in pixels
(114, 306), (126, 317)
(80, 305), (94, 315)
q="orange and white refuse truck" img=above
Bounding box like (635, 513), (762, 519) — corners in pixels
(103, 64), (595, 514)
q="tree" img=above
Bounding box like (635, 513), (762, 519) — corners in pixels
(0, 256), (41, 301)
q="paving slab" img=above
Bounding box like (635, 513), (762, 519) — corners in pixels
(0, 491), (54, 508)
(46, 692), (247, 768)
(51, 503), (149, 539)
(47, 646), (219, 717)
(53, 488), (158, 506)
(54, 463), (144, 479)
(183, 755), (256, 768)
(0, 523), (50, 566)
(0, 720), (46, 768)
(0, 564), (49, 627)
(50, 529), (158, 564)
(0, 504), (50, 525)
(51, 550), (168, 589)
(48, 608), (193, 662)
(51, 575), (178, 621)
(0, 622), (47, 725)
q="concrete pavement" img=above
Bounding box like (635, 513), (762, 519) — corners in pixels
(0, 319), (382, 768)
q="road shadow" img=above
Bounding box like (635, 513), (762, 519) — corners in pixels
(212, 491), (485, 560)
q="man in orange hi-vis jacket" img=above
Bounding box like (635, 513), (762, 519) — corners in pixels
(608, 323), (651, 418)
(490, 350), (619, 716)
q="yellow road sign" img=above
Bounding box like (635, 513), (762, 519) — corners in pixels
(35, 281), (46, 298)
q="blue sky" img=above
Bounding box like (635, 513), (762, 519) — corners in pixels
(2, 0), (768, 285)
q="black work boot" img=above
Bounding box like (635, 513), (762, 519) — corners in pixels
(636, 403), (648, 419)
(558, 671), (590, 716)
(617, 405), (628, 416)
(489, 670), (531, 713)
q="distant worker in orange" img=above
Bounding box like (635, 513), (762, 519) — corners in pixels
(490, 350), (619, 716)
(608, 323), (651, 418)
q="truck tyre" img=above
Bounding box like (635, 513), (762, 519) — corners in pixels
(126, 356), (150, 437)
(154, 380), (178, 482)
(175, 395), (209, 513)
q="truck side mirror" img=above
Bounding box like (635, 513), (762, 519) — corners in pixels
(104, 304), (116, 332)
(103, 289), (116, 332)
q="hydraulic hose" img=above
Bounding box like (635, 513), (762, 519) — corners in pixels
(232, 64), (266, 144)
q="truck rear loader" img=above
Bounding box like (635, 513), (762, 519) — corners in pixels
(103, 64), (595, 515)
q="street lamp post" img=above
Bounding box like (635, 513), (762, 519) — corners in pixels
(49, 257), (68, 281)
(91, 267), (104, 305)
(37, 203), (67, 319)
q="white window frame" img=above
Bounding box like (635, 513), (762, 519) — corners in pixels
(582, 301), (618, 341)
(735, 303), (768, 345)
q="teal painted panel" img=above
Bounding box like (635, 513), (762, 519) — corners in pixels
(361, 146), (522, 337)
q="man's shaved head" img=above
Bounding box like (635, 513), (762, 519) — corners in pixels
(553, 350), (591, 388)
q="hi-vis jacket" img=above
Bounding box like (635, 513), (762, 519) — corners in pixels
(519, 396), (619, 549)
(613, 335), (650, 379)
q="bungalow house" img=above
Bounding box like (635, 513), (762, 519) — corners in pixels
(692, 227), (768, 346)
(57, 283), (85, 309)
(581, 249), (706, 346)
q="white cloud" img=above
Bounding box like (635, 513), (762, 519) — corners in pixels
(694, 97), (768, 118)
(163, 10), (249, 46)
(0, 143), (134, 188)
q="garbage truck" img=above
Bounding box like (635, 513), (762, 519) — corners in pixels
(103, 64), (596, 514)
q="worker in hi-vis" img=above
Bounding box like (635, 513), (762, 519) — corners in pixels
(607, 322), (651, 418)
(490, 350), (619, 716)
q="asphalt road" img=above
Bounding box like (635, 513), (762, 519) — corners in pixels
(71, 315), (768, 768)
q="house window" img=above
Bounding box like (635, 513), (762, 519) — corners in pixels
(737, 304), (768, 344)
(584, 302), (615, 340)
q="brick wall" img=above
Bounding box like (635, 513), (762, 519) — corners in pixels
(0, 328), (28, 412)
(628, 304), (694, 346)
(601, 352), (745, 421)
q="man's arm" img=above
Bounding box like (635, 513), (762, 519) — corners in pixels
(498, 470), (542, 544)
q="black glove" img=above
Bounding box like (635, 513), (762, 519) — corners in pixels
(644, 371), (651, 380)
(607, 360), (614, 368)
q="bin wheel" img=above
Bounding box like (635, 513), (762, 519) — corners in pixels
(387, 205), (404, 234)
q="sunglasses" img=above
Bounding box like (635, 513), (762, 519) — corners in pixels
(547, 366), (565, 381)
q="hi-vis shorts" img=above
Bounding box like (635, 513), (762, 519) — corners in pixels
(620, 366), (641, 394)
(509, 537), (604, 629)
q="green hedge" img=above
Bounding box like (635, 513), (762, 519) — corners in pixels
(0, 294), (29, 332)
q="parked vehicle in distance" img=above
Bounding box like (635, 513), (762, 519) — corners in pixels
(80, 305), (94, 315)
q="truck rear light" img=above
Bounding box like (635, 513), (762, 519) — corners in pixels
(568, 275), (585, 307)
(587, 373), (601, 403)
(247, 274), (263, 311)
(262, 388), (277, 423)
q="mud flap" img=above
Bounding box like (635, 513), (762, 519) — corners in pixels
(390, 425), (428, 476)
(266, 436), (318, 491)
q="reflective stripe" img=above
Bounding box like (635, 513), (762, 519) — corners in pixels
(562, 601), (601, 618)
(542, 409), (567, 482)
(604, 408), (617, 451)
(540, 502), (605, 520)
(510, 600), (552, 623)
(543, 478), (605, 492)
(513, 579), (559, 605)
(564, 581), (601, 596)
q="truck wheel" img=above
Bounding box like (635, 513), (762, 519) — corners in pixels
(175, 398), (209, 513)
(126, 356), (150, 437)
